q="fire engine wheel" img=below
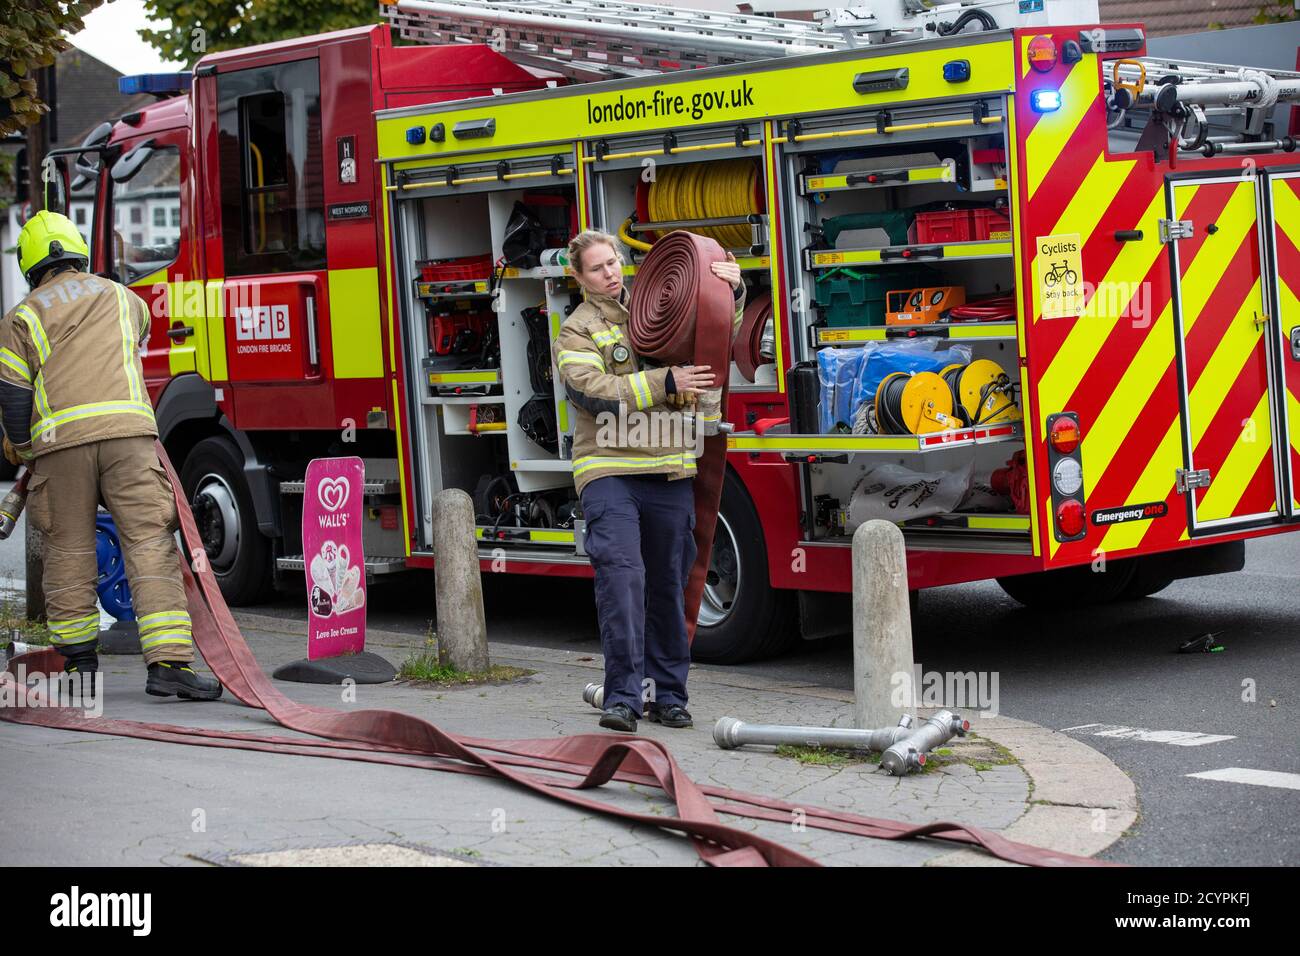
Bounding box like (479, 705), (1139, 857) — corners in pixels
(691, 470), (797, 664)
(180, 436), (273, 606)
(1115, 559), (1176, 601)
(996, 560), (1138, 608)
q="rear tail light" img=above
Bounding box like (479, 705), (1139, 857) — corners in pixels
(1046, 411), (1087, 542)
(1055, 499), (1086, 537)
(1049, 415), (1080, 454)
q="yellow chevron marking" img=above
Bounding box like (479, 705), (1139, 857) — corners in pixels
(1273, 175), (1300, 238)
(1186, 279), (1265, 451)
(1288, 385), (1300, 510)
(1100, 420), (1183, 553)
(1175, 182), (1258, 337)
(1082, 304), (1174, 505)
(1045, 490), (1059, 559)
(1196, 390), (1276, 523)
(1031, 151), (1136, 324)
(1026, 60), (1099, 201)
(1036, 189), (1165, 416)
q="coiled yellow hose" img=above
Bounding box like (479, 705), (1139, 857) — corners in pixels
(634, 158), (760, 250)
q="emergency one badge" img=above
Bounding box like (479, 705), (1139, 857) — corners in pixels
(612, 344), (630, 363)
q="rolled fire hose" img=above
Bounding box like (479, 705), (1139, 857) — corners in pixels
(0, 443), (1108, 867)
(732, 292), (772, 383)
(629, 231), (737, 645)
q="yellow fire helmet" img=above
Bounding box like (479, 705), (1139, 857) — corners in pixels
(17, 210), (90, 287)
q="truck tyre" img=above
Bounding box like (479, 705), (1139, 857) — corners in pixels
(997, 559), (1137, 608)
(180, 436), (273, 606)
(691, 470), (797, 664)
(1115, 558), (1175, 601)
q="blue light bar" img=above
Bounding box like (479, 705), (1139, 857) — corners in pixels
(118, 73), (193, 96)
(1031, 88), (1062, 113)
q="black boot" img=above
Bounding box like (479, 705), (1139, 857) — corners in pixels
(146, 660), (223, 701)
(57, 640), (99, 697)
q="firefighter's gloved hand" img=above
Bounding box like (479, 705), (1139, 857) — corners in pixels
(2, 438), (18, 467)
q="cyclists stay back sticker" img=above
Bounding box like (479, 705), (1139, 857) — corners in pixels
(1035, 233), (1084, 319)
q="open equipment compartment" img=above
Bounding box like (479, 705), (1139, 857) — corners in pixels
(759, 93), (1032, 552)
(585, 122), (780, 392)
(391, 148), (585, 554)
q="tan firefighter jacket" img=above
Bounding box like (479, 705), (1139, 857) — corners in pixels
(0, 269), (156, 460)
(552, 282), (745, 495)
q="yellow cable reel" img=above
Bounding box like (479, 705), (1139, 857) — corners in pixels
(958, 358), (1020, 425)
(876, 371), (960, 435)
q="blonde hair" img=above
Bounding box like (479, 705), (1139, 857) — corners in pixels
(567, 229), (622, 273)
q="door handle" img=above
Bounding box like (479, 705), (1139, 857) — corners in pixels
(167, 325), (195, 340)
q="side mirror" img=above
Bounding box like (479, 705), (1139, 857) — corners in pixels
(110, 141), (155, 183)
(74, 121), (113, 186)
(40, 154), (73, 216)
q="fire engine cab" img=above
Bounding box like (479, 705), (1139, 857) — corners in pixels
(52, 0), (1300, 661)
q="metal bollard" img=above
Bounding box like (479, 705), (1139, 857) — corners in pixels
(713, 713), (916, 752)
(430, 489), (489, 673)
(852, 520), (915, 730)
(879, 709), (970, 777)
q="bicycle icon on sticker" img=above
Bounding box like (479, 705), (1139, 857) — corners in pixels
(1043, 260), (1079, 288)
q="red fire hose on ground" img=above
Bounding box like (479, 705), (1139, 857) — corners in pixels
(0, 326), (1109, 867)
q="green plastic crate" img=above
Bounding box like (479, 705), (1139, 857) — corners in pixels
(813, 264), (940, 327)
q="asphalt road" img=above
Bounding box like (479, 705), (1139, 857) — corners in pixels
(2, 482), (1295, 866)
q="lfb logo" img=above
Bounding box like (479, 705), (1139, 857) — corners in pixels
(235, 304), (290, 341)
(318, 476), (349, 512)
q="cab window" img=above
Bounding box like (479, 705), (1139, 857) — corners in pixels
(110, 146), (181, 285)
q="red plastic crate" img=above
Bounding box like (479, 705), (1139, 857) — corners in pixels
(972, 207), (1011, 241)
(419, 254), (493, 282)
(908, 209), (974, 245)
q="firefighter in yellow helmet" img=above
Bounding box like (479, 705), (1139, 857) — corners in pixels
(0, 210), (221, 699)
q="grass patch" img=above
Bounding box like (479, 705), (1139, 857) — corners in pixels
(775, 745), (880, 768)
(0, 596), (52, 646)
(397, 635), (534, 687)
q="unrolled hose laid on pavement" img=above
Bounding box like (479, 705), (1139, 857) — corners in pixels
(0, 443), (1111, 866)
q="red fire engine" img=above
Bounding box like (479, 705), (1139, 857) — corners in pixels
(49, 0), (1300, 661)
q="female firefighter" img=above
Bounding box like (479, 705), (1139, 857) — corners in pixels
(551, 229), (743, 732)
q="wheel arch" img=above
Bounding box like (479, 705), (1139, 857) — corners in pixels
(155, 374), (280, 537)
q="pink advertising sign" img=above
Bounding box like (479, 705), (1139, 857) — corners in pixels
(303, 457), (366, 660)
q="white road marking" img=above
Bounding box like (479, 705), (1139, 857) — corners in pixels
(1060, 723), (1236, 746)
(1187, 768), (1300, 791)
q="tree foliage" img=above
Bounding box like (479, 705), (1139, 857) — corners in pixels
(141, 0), (383, 66)
(0, 1), (107, 137)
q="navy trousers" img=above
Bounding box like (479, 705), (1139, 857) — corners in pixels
(580, 475), (697, 716)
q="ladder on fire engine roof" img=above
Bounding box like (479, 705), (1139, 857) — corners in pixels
(383, 0), (858, 81)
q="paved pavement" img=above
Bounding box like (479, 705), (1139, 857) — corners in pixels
(0, 612), (1132, 867)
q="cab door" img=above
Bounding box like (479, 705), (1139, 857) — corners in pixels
(1167, 174), (1284, 534)
(104, 129), (197, 398)
(1262, 166), (1300, 518)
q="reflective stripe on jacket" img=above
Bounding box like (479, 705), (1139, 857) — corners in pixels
(552, 283), (744, 495)
(0, 271), (155, 459)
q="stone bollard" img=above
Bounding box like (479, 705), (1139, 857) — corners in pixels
(851, 519), (914, 731)
(430, 488), (489, 673)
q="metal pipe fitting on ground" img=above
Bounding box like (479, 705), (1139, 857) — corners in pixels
(879, 710), (970, 777)
(712, 714), (916, 752)
(583, 682), (604, 710)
